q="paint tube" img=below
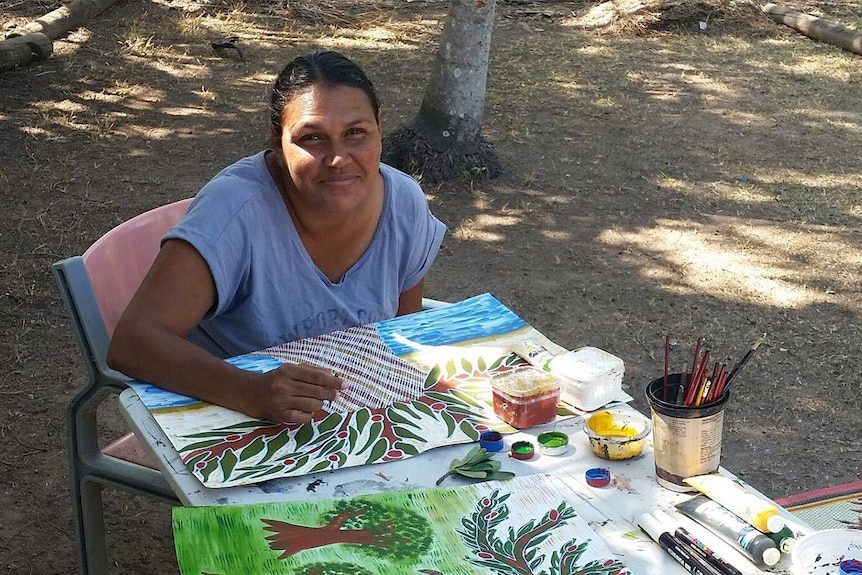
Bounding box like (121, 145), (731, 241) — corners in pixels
(511, 340), (554, 370)
(683, 474), (785, 533)
(767, 526), (795, 553)
(675, 495), (781, 567)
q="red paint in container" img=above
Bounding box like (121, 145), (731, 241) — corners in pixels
(490, 366), (561, 429)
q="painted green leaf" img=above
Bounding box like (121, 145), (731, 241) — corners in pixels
(238, 436), (265, 461)
(199, 458), (219, 482)
(449, 388), (488, 409)
(261, 429), (293, 461)
(309, 459), (333, 473)
(424, 365), (441, 389)
(459, 419), (480, 441)
(386, 407), (422, 429)
(504, 540), (514, 556)
(248, 464), (289, 480)
(478, 357), (487, 371)
(347, 426), (359, 450)
(488, 355), (506, 371)
(179, 438), (226, 452)
(393, 441), (419, 456)
(392, 426), (427, 442)
(440, 410), (457, 436)
(460, 358), (472, 373)
(444, 404), (482, 417)
(183, 430), (246, 439)
(445, 358), (456, 377)
(292, 423), (316, 451)
(365, 437), (389, 462)
(220, 449), (238, 479)
(412, 400), (437, 419)
(426, 390), (456, 403)
(353, 407), (370, 431)
(355, 422), (383, 455)
(316, 412), (343, 433)
(184, 452), (208, 469)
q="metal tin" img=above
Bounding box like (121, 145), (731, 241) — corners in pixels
(479, 430), (504, 452)
(585, 467), (611, 487)
(509, 441), (535, 460)
(537, 431), (569, 456)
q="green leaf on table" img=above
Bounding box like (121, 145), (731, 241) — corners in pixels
(435, 446), (515, 485)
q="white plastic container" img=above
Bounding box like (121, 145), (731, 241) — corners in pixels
(547, 346), (624, 411)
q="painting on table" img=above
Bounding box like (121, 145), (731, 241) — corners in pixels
(172, 472), (631, 575)
(130, 293), (609, 488)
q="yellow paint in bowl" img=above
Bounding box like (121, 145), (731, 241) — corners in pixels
(584, 408), (651, 460)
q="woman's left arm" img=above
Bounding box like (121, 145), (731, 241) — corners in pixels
(397, 279), (425, 315)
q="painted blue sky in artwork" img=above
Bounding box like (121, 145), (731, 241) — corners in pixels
(376, 293), (527, 356)
(130, 355), (284, 409)
(130, 294), (524, 408)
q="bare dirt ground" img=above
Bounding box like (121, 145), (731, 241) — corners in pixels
(1, 0), (860, 573)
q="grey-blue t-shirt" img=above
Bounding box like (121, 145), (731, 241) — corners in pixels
(163, 151), (446, 358)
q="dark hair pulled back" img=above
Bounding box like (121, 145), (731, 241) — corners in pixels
(269, 50), (380, 147)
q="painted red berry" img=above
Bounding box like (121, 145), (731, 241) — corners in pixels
(386, 449), (403, 459)
(224, 434), (242, 442)
(370, 414), (384, 422)
(548, 509), (559, 521)
(430, 402), (446, 412)
(195, 461), (207, 469)
(477, 552), (493, 560)
(603, 559), (615, 566)
(336, 431), (349, 439)
(481, 497), (492, 507)
(283, 458), (296, 465)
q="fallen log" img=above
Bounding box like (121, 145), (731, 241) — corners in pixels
(762, 3), (862, 56)
(8, 0), (121, 40)
(0, 33), (53, 73)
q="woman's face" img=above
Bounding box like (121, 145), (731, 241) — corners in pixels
(275, 83), (382, 214)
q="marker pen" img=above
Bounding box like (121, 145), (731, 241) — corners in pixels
(653, 510), (743, 575)
(638, 513), (722, 575)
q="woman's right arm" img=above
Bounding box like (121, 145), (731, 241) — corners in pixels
(107, 239), (345, 423)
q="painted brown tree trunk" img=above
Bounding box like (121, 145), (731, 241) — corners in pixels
(382, 0), (501, 183)
(262, 511), (403, 559)
(762, 3), (862, 56)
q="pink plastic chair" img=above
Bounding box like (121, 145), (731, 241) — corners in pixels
(52, 198), (192, 575)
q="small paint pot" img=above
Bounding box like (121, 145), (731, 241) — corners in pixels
(509, 441), (535, 460)
(537, 431), (569, 456)
(840, 559), (862, 575)
(585, 467), (611, 487)
(479, 431), (504, 452)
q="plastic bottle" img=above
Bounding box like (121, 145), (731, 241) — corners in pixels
(675, 495), (780, 566)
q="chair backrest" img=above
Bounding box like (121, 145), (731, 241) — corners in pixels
(53, 198), (192, 383)
(82, 198), (193, 337)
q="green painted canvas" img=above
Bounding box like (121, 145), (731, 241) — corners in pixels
(173, 473), (631, 575)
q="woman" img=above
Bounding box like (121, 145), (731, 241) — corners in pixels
(107, 51), (446, 424)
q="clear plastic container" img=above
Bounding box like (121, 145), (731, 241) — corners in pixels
(547, 347), (624, 411)
(490, 366), (561, 429)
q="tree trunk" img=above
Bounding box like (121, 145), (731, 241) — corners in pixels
(0, 33), (53, 73)
(762, 3), (862, 56)
(382, 0), (501, 183)
(8, 0), (121, 40)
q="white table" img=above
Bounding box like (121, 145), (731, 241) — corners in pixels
(120, 388), (809, 574)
